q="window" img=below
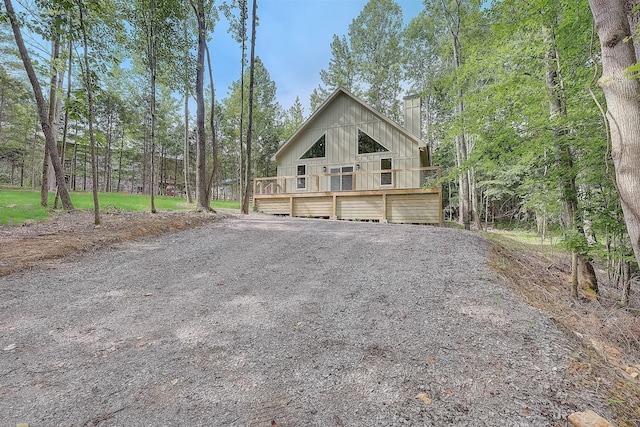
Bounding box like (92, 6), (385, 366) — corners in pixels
(330, 166), (353, 191)
(381, 158), (392, 186)
(296, 165), (306, 189)
(300, 134), (326, 159)
(358, 129), (389, 154)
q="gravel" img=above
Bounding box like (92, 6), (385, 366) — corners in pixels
(0, 214), (610, 426)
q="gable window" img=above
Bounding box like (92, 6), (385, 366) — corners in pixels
(358, 129), (389, 154)
(381, 158), (392, 186)
(297, 164), (306, 189)
(330, 166), (354, 191)
(301, 134), (326, 159)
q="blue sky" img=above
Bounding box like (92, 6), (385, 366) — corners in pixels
(210, 0), (425, 116)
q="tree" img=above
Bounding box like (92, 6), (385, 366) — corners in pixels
(222, 0), (249, 206)
(191, 0), (212, 211)
(588, 0), (640, 268)
(129, 0), (184, 212)
(312, 34), (356, 107)
(219, 58), (280, 190)
(313, 0), (405, 118)
(281, 96), (304, 140)
(77, 0), (101, 224)
(180, 20), (195, 203)
(241, 0), (257, 215)
(3, 0), (74, 210)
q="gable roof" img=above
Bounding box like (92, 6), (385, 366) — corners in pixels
(275, 87), (425, 162)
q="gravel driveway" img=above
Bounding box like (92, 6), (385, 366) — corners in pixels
(1, 215), (608, 426)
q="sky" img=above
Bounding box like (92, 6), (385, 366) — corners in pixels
(210, 0), (425, 116)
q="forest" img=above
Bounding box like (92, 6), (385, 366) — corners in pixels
(0, 0), (639, 301)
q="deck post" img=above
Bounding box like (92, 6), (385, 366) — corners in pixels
(330, 194), (337, 220)
(438, 187), (444, 226)
(381, 193), (388, 223)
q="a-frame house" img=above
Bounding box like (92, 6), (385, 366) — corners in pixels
(253, 87), (442, 225)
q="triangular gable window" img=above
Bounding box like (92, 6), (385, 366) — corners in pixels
(358, 129), (389, 154)
(300, 134), (326, 159)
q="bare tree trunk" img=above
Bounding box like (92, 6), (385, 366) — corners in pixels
(117, 132), (124, 192)
(147, 0), (157, 213)
(183, 95), (193, 203)
(205, 43), (218, 203)
(242, 0), (257, 215)
(192, 0), (211, 211)
(469, 165), (481, 230)
(41, 38), (61, 207)
(621, 260), (631, 306)
(78, 0), (100, 225)
(625, 0), (640, 56)
(238, 0), (248, 206)
(4, 0), (73, 210)
(571, 252), (579, 299)
(55, 34), (73, 209)
(589, 0), (640, 268)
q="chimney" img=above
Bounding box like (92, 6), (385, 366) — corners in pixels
(403, 95), (422, 138)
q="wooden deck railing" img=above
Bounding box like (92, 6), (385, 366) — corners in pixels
(254, 166), (441, 196)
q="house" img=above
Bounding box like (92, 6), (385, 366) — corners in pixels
(253, 87), (442, 225)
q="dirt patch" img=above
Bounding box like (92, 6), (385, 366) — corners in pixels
(488, 238), (640, 426)
(0, 208), (225, 277)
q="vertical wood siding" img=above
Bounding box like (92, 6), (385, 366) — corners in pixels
(276, 92), (424, 193)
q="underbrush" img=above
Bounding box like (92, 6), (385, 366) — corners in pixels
(487, 234), (640, 426)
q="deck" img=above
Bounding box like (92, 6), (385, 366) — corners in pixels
(253, 167), (442, 225)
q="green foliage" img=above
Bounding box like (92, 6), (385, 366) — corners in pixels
(219, 57), (282, 179)
(312, 0), (405, 119)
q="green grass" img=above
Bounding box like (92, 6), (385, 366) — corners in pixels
(0, 190), (240, 226)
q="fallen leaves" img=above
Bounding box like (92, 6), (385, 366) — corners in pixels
(415, 393), (432, 405)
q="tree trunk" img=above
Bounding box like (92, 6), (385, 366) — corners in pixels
(444, 1), (471, 230)
(571, 252), (579, 299)
(621, 259), (631, 306)
(589, 0), (640, 268)
(193, 0), (211, 211)
(182, 22), (193, 204)
(55, 34), (73, 209)
(78, 0), (100, 225)
(205, 43), (218, 202)
(183, 94), (193, 203)
(625, 0), (640, 57)
(242, 0), (257, 215)
(42, 37), (61, 207)
(117, 132), (124, 191)
(238, 1), (247, 207)
(150, 69), (157, 211)
(543, 23), (599, 294)
(4, 0), (73, 210)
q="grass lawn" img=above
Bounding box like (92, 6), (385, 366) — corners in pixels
(0, 190), (240, 226)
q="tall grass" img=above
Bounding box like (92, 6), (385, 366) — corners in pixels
(0, 190), (239, 226)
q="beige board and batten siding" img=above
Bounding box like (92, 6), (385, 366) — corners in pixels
(337, 196), (384, 221)
(255, 191), (441, 224)
(276, 91), (423, 192)
(292, 197), (333, 218)
(255, 197), (290, 215)
(387, 193), (441, 224)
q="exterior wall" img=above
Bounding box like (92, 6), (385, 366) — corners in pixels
(403, 95), (422, 138)
(276, 92), (423, 193)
